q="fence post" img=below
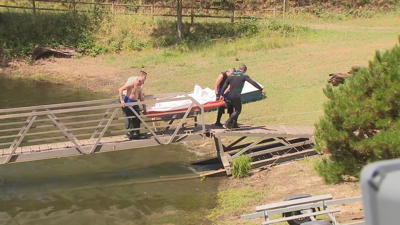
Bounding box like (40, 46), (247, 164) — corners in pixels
(191, 5), (194, 25)
(32, 0), (36, 14)
(283, 0), (286, 20)
(151, 0), (154, 20)
(231, 6), (235, 23)
(111, 2), (114, 14)
(273, 7), (276, 19)
(72, 0), (76, 11)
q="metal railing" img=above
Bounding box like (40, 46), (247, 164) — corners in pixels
(0, 92), (207, 164)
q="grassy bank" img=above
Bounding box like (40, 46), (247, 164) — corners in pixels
(96, 14), (399, 127)
(5, 13), (400, 127)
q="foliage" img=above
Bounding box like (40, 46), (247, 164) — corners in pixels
(231, 154), (252, 178)
(151, 19), (262, 48)
(314, 38), (400, 184)
(267, 20), (311, 36)
(0, 10), (104, 58)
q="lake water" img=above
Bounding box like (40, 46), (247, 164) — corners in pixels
(0, 76), (221, 225)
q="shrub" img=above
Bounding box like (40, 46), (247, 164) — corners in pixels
(231, 154), (252, 178)
(0, 10), (103, 58)
(314, 38), (400, 184)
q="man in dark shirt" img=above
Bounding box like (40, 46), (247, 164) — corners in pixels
(214, 68), (235, 126)
(220, 65), (265, 129)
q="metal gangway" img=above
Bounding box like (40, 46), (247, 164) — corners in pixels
(0, 93), (209, 164)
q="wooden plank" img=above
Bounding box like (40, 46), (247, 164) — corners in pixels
(56, 142), (67, 149)
(261, 125), (286, 135)
(286, 126), (302, 135)
(64, 141), (73, 148)
(261, 208), (341, 225)
(279, 125), (293, 136)
(242, 202), (325, 220)
(302, 126), (315, 135)
(300, 126), (314, 135)
(86, 138), (97, 145)
(256, 194), (333, 211)
(248, 140), (314, 158)
(19, 146), (29, 153)
(80, 139), (90, 146)
(220, 152), (232, 175)
(112, 135), (125, 142)
(47, 143), (57, 150)
(101, 137), (113, 143)
(341, 221), (365, 225)
(292, 126), (309, 135)
(39, 144), (49, 152)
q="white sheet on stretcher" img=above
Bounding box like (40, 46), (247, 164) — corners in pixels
(146, 81), (263, 112)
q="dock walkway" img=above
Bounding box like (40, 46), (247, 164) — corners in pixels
(0, 95), (316, 174)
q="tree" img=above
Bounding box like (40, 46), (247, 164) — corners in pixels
(176, 0), (183, 43)
(314, 38), (400, 184)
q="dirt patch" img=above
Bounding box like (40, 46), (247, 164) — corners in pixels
(4, 57), (137, 96)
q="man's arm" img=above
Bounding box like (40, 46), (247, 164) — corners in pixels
(118, 82), (134, 107)
(215, 73), (224, 98)
(220, 78), (230, 100)
(138, 84), (146, 113)
(223, 85), (231, 95)
(244, 76), (265, 95)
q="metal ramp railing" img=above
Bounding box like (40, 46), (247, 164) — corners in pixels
(0, 92), (208, 164)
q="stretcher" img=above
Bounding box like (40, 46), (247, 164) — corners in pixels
(144, 82), (264, 119)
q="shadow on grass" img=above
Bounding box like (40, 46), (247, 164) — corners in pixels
(151, 19), (259, 48)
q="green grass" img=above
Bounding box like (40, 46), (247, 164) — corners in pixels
(97, 15), (399, 127)
(208, 188), (262, 222)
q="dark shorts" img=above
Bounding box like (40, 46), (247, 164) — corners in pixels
(123, 95), (137, 108)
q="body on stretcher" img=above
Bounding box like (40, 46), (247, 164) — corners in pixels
(145, 100), (226, 119)
(144, 81), (264, 119)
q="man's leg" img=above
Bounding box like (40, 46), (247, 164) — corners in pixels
(129, 105), (141, 139)
(226, 103), (237, 128)
(120, 99), (131, 137)
(228, 100), (242, 129)
(130, 105), (147, 140)
(215, 107), (224, 126)
(123, 106), (135, 138)
(224, 101), (235, 129)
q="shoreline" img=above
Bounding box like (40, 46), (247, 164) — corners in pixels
(1, 57), (132, 97)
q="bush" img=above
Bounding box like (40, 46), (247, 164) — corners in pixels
(231, 154), (252, 178)
(0, 10), (103, 58)
(314, 38), (400, 184)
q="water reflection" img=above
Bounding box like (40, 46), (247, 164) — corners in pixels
(0, 75), (104, 109)
(0, 145), (220, 225)
(0, 76), (221, 225)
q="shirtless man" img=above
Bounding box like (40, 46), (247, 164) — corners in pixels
(118, 71), (147, 140)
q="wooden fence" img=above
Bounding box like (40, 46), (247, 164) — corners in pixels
(0, 0), (278, 22)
